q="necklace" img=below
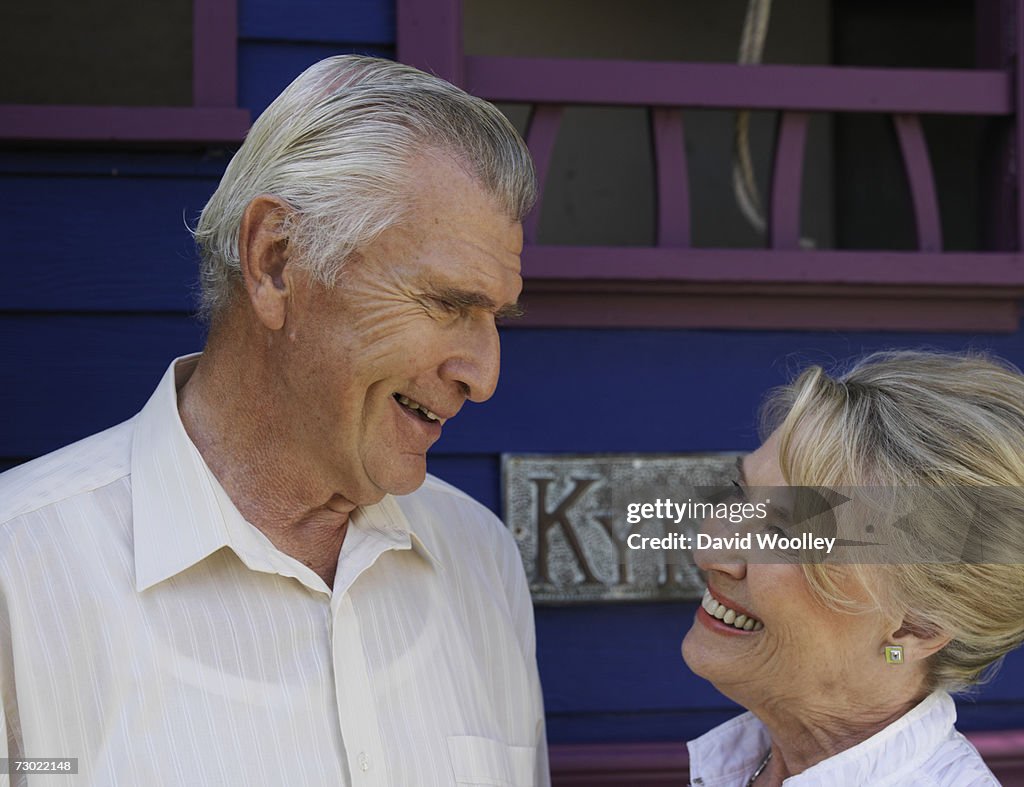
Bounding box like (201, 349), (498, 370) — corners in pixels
(746, 750), (772, 786)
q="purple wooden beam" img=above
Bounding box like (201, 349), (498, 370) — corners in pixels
(518, 288), (1022, 333)
(769, 112), (810, 250)
(520, 247), (1024, 286)
(650, 108), (691, 247)
(522, 105), (564, 244)
(1017, 0), (1024, 250)
(465, 57), (1012, 115)
(396, 0), (464, 86)
(893, 114), (943, 252)
(193, 0), (238, 107)
(547, 733), (1024, 784)
(0, 106), (251, 142)
(975, 0), (1018, 251)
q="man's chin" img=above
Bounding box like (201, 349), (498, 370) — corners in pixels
(370, 458), (429, 498)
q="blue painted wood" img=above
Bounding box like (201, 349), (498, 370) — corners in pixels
(10, 322), (1024, 456)
(0, 151), (236, 178)
(546, 709), (738, 744)
(0, 316), (206, 456)
(239, 0), (394, 45)
(426, 454), (501, 512)
(535, 603), (1024, 742)
(5, 318), (1024, 739)
(536, 603), (734, 714)
(451, 328), (1024, 454)
(239, 42), (393, 119)
(3, 175), (214, 312)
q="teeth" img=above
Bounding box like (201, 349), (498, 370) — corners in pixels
(701, 588), (762, 632)
(395, 395), (441, 422)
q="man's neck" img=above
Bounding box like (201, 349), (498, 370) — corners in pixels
(177, 345), (356, 586)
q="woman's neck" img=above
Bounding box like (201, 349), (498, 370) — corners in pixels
(750, 692), (922, 784)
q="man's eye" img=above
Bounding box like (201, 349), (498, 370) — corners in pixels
(729, 480), (746, 500)
(430, 297), (461, 315)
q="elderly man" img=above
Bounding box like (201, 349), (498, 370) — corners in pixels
(0, 56), (548, 786)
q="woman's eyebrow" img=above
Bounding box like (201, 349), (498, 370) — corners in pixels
(736, 455), (748, 486)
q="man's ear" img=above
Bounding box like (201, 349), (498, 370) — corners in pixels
(238, 195), (295, 331)
(889, 617), (953, 663)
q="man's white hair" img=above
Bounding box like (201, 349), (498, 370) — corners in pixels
(193, 55), (536, 320)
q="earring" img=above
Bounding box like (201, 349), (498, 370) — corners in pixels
(883, 645), (904, 664)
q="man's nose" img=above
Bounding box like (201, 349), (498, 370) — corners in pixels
(439, 317), (501, 403)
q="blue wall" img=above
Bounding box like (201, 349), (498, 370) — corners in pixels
(3, 0), (1023, 746)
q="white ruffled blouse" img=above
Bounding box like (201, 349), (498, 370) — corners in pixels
(687, 692), (999, 786)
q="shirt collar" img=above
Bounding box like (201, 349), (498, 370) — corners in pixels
(131, 354), (440, 592)
(687, 692), (956, 787)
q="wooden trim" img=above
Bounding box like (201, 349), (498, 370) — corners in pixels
(193, 0), (238, 108)
(893, 114), (943, 252)
(0, 0), (247, 143)
(516, 284), (1023, 332)
(769, 112), (810, 250)
(397, 0), (464, 85)
(0, 106), (251, 143)
(465, 58), (1013, 114)
(550, 733), (1024, 785)
(651, 108), (691, 247)
(523, 105), (565, 244)
(521, 248), (1024, 286)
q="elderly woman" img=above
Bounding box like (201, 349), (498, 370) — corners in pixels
(682, 351), (1024, 786)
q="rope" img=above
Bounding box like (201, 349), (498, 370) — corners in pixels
(731, 0), (816, 248)
(733, 0), (773, 235)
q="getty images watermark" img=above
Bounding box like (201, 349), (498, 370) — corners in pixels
(623, 486), (1024, 564)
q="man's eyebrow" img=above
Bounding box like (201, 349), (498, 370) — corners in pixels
(433, 286), (524, 320)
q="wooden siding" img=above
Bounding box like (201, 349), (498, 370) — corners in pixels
(1, 0), (1022, 767)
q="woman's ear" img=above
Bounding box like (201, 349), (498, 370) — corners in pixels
(889, 617), (952, 663)
(238, 195), (295, 331)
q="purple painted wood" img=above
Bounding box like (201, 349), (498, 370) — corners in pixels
(548, 733), (1024, 786)
(0, 0), (246, 141)
(520, 247), (1024, 286)
(193, 0), (238, 107)
(517, 287), (1022, 332)
(522, 104), (565, 244)
(1017, 0), (1024, 250)
(976, 0), (1018, 251)
(465, 58), (1012, 115)
(650, 108), (690, 247)
(769, 112), (810, 250)
(396, 0), (464, 85)
(893, 114), (943, 252)
(0, 106), (251, 142)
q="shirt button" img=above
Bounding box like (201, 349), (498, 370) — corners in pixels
(358, 752), (371, 772)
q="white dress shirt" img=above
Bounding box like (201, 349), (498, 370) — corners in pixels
(687, 691), (998, 786)
(0, 355), (549, 787)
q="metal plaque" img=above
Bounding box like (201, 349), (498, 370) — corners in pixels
(503, 453), (740, 604)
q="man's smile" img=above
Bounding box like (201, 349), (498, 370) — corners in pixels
(392, 392), (449, 425)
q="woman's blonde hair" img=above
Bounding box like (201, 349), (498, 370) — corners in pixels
(762, 350), (1024, 692)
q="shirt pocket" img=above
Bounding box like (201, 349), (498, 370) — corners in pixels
(446, 735), (537, 787)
